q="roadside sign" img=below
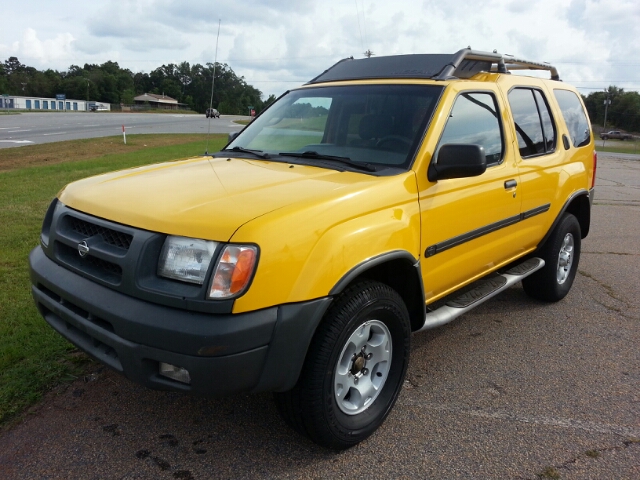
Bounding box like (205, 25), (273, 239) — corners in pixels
(56, 94), (66, 101)
(2, 94), (13, 111)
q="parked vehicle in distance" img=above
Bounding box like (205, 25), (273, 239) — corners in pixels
(206, 108), (220, 118)
(600, 130), (632, 140)
(29, 48), (596, 450)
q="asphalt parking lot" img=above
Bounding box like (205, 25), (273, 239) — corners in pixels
(0, 153), (638, 479)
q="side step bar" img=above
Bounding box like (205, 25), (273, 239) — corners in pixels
(417, 257), (544, 332)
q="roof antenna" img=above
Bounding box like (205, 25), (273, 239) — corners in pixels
(205, 19), (221, 155)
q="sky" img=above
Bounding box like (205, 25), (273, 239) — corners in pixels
(1, 0), (639, 100)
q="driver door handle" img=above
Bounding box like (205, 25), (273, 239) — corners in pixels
(504, 179), (517, 189)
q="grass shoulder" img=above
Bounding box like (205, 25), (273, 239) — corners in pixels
(595, 139), (640, 154)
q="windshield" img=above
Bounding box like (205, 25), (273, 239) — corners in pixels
(223, 84), (443, 172)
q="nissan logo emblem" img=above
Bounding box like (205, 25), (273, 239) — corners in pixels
(78, 241), (90, 257)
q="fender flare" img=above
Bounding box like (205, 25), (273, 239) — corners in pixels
(330, 250), (422, 295)
(538, 189), (591, 248)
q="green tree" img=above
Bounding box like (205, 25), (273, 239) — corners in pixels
(584, 86), (640, 132)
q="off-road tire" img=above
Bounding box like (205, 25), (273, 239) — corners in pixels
(522, 213), (581, 302)
(273, 280), (411, 450)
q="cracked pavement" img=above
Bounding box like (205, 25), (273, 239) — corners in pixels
(0, 153), (638, 479)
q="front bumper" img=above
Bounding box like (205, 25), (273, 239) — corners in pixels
(29, 246), (331, 396)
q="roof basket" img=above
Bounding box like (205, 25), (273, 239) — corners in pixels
(307, 48), (560, 84)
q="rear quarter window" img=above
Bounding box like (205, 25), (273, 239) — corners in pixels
(553, 90), (591, 148)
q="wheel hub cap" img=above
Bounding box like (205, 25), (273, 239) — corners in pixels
(334, 320), (392, 415)
(351, 355), (366, 375)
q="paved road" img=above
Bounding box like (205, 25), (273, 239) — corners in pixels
(0, 154), (638, 479)
(0, 112), (245, 148)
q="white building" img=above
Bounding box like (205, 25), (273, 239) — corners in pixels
(0, 95), (110, 112)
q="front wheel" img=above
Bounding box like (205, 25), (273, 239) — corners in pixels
(522, 213), (581, 302)
(274, 280), (411, 449)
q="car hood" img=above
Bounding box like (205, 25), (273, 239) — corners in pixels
(58, 156), (378, 241)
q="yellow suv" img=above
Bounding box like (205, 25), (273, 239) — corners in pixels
(29, 48), (596, 449)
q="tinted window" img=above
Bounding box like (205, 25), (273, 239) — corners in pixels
(534, 90), (556, 151)
(436, 92), (503, 165)
(508, 88), (556, 158)
(554, 90), (591, 148)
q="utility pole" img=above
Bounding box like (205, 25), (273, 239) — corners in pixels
(603, 95), (611, 130)
(602, 90), (611, 147)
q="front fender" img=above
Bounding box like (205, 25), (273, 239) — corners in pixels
(230, 173), (420, 313)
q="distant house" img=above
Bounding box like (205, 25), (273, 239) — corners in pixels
(133, 93), (180, 110)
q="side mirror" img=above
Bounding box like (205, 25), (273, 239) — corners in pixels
(228, 131), (240, 143)
(428, 144), (487, 182)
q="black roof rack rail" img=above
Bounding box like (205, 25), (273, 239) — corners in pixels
(306, 48), (560, 84)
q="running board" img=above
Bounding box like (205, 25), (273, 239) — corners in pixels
(417, 257), (544, 332)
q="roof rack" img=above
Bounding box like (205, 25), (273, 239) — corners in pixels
(497, 54), (560, 81)
(307, 48), (560, 85)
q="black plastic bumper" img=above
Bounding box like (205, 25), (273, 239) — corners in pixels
(29, 247), (331, 396)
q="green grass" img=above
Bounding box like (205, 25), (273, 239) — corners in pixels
(0, 134), (227, 426)
(537, 466), (561, 479)
(595, 138), (640, 154)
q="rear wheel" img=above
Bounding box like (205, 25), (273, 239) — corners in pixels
(274, 280), (411, 449)
(523, 213), (581, 302)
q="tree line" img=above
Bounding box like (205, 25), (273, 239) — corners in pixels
(0, 57), (277, 115)
(582, 87), (640, 133)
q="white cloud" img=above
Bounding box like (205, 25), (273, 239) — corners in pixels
(1, 0), (639, 97)
(6, 28), (75, 67)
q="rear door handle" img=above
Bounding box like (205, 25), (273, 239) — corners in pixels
(504, 179), (517, 189)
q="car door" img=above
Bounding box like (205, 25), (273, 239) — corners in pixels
(503, 84), (567, 252)
(417, 87), (524, 302)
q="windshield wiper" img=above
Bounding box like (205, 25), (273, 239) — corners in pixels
(222, 146), (270, 159)
(278, 151), (377, 172)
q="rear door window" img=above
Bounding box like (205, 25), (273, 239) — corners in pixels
(553, 90), (591, 148)
(508, 88), (557, 158)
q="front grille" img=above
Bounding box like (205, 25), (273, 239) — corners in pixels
(82, 254), (123, 277)
(56, 242), (123, 284)
(69, 217), (133, 250)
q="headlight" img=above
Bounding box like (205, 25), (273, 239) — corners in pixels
(157, 236), (217, 285)
(209, 245), (258, 299)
